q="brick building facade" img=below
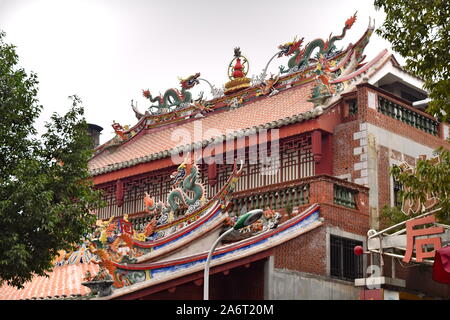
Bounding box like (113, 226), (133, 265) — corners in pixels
(87, 46), (447, 299)
(2, 17), (449, 300)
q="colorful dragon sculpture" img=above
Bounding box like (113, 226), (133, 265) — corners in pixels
(82, 159), (244, 291)
(307, 17), (375, 106)
(85, 218), (143, 288)
(142, 72), (201, 114)
(144, 156), (206, 224)
(256, 73), (280, 97)
(278, 12), (357, 73)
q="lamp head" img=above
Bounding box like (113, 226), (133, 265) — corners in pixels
(233, 209), (263, 230)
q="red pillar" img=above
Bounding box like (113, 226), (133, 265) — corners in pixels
(312, 130), (333, 175)
(208, 162), (217, 187)
(311, 130), (322, 163)
(116, 179), (124, 207)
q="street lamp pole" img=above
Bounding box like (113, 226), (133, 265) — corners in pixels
(203, 227), (235, 300)
(203, 209), (263, 300)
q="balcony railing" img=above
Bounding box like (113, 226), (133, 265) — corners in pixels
(124, 175), (367, 229)
(349, 99), (358, 115)
(333, 184), (357, 209)
(378, 96), (439, 136)
(230, 184), (310, 215)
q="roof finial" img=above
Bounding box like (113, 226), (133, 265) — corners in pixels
(234, 47), (242, 58)
(224, 47), (251, 95)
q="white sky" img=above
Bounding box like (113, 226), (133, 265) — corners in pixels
(0, 0), (398, 143)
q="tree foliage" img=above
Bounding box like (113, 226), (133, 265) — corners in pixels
(374, 0), (450, 121)
(381, 148), (450, 227)
(379, 205), (408, 232)
(0, 31), (104, 289)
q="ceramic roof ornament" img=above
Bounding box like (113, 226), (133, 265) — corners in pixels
(224, 47), (251, 95)
(278, 11), (357, 74)
(142, 72), (201, 115)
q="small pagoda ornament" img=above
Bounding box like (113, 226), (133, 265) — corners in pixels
(224, 47), (251, 95)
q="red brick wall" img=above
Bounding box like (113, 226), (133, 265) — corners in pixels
(274, 225), (327, 275)
(308, 178), (369, 219)
(333, 84), (449, 193)
(361, 85), (449, 150)
(355, 84), (450, 298)
(377, 145), (390, 211)
(376, 145), (418, 213)
(333, 119), (361, 180)
(320, 203), (369, 235)
(274, 198), (370, 277)
(367, 108), (449, 150)
(358, 83), (449, 219)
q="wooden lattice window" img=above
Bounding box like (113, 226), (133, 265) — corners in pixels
(94, 132), (315, 219)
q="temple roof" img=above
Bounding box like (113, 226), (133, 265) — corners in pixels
(88, 17), (388, 178)
(89, 82), (318, 175)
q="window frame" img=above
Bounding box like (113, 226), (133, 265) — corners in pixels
(326, 228), (366, 283)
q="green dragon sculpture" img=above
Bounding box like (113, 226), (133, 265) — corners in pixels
(142, 72), (201, 114)
(278, 12), (357, 73)
(144, 156), (206, 224)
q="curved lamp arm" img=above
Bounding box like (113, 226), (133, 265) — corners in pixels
(203, 209), (263, 300)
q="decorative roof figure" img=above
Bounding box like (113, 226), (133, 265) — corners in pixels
(142, 72), (201, 114)
(224, 47), (251, 95)
(278, 11), (357, 74)
(231, 47), (246, 78)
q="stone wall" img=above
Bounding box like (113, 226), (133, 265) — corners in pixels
(269, 269), (360, 300)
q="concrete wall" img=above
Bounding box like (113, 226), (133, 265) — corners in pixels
(269, 268), (360, 300)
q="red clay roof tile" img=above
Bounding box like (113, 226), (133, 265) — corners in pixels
(89, 83), (315, 172)
(0, 263), (98, 300)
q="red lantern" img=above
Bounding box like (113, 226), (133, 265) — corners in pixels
(354, 245), (364, 256)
